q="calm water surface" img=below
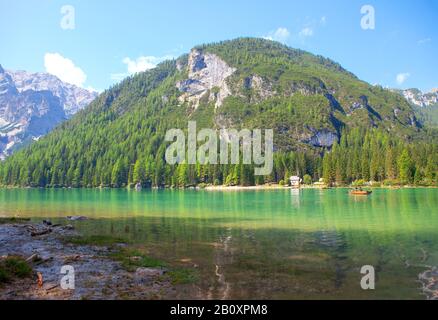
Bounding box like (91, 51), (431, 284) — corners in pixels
(1, 188), (437, 299)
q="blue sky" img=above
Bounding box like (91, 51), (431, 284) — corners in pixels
(0, 0), (436, 92)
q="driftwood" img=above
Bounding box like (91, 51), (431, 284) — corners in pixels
(25, 253), (39, 262)
(30, 228), (52, 237)
(400, 251), (432, 269)
(46, 284), (60, 291)
(34, 256), (53, 266)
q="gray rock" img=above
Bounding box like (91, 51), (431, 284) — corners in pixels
(241, 75), (275, 103)
(419, 267), (438, 300)
(395, 88), (438, 108)
(306, 129), (338, 148)
(176, 49), (236, 109)
(8, 69), (98, 116)
(0, 67), (97, 159)
(135, 267), (165, 277)
(66, 216), (88, 221)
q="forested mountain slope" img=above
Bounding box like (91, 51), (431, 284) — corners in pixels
(0, 38), (436, 187)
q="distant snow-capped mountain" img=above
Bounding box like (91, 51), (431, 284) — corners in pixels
(392, 88), (438, 128)
(395, 88), (438, 108)
(0, 64), (97, 159)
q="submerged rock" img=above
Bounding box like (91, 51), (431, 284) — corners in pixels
(66, 216), (88, 221)
(419, 267), (438, 300)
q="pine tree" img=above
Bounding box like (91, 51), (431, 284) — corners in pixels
(322, 152), (334, 186)
(133, 159), (145, 184)
(398, 149), (413, 184)
(111, 160), (123, 187)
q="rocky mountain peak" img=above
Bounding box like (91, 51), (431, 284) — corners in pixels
(398, 88), (438, 108)
(0, 65), (98, 159)
(0, 69), (17, 96)
(7, 69), (97, 116)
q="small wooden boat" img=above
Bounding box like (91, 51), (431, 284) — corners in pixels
(350, 189), (372, 195)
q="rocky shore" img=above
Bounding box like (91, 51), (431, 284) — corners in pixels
(419, 267), (438, 300)
(0, 220), (179, 300)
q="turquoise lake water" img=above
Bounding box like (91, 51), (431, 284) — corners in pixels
(1, 188), (437, 299)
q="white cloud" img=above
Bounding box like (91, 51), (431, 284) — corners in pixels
(320, 16), (327, 25)
(396, 72), (410, 85)
(44, 53), (87, 87)
(299, 27), (314, 38)
(263, 27), (290, 43)
(123, 56), (160, 74)
(418, 38), (431, 45)
(110, 55), (174, 82)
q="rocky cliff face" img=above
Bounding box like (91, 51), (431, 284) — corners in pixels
(174, 42), (421, 151)
(0, 65), (97, 159)
(396, 88), (438, 108)
(176, 49), (236, 109)
(392, 88), (438, 128)
(8, 69), (97, 116)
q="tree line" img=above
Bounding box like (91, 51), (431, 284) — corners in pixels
(0, 128), (436, 188)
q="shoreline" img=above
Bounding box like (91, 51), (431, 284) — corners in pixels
(0, 220), (198, 300)
(0, 184), (437, 191)
(203, 184), (438, 191)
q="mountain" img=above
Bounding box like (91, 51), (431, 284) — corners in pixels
(397, 88), (438, 108)
(0, 65), (97, 158)
(1, 38), (436, 188)
(393, 88), (438, 127)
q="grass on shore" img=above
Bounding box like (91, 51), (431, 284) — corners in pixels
(166, 268), (199, 285)
(111, 247), (199, 285)
(63, 234), (199, 285)
(0, 256), (33, 285)
(110, 248), (167, 271)
(0, 217), (31, 225)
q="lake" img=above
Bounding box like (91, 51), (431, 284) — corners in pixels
(1, 188), (437, 299)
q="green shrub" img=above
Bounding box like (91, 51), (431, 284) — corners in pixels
(383, 179), (401, 186)
(352, 179), (366, 187)
(0, 256), (33, 284)
(110, 248), (167, 272)
(303, 174), (312, 185)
